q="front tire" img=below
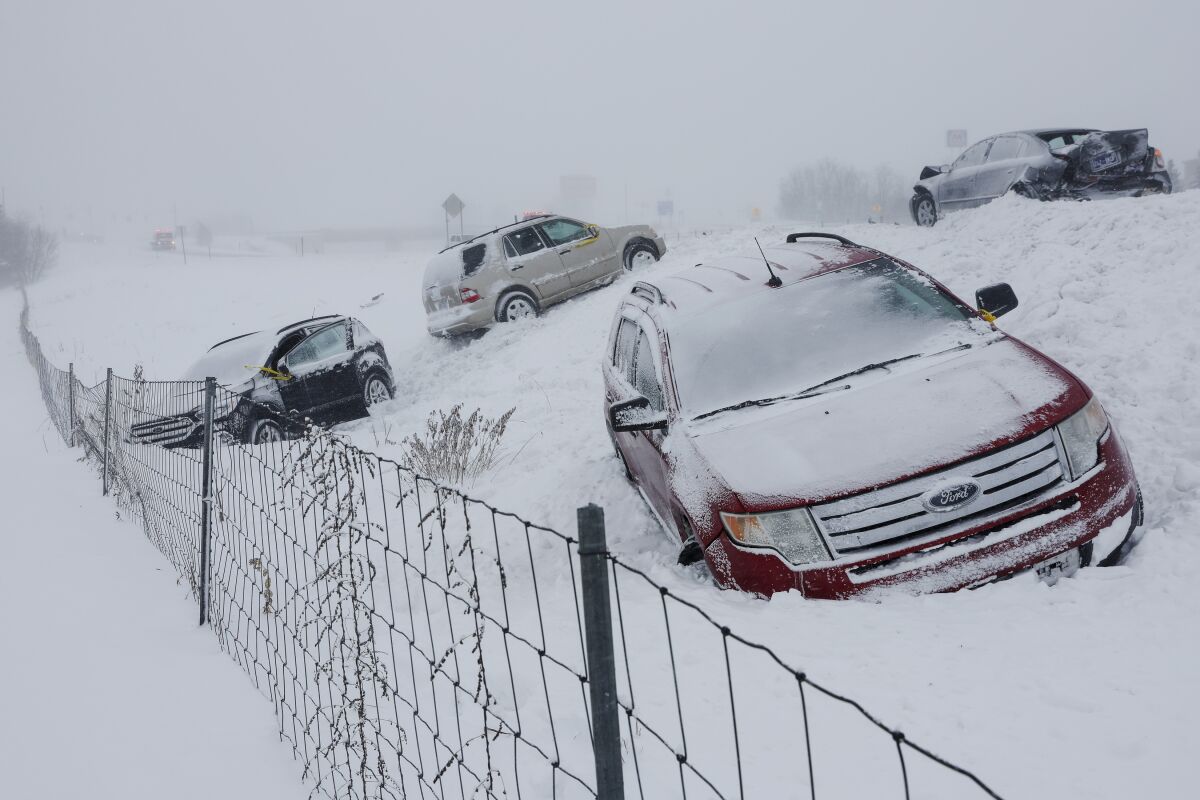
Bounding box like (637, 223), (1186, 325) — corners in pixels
(623, 240), (659, 271)
(912, 194), (937, 227)
(246, 416), (284, 445)
(497, 291), (539, 323)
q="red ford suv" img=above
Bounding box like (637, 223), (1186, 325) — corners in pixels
(603, 233), (1142, 598)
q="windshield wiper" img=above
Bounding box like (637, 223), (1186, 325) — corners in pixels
(693, 345), (973, 423)
(692, 382), (852, 421)
(795, 352), (924, 397)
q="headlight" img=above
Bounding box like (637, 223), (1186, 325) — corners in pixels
(721, 508), (831, 566)
(188, 390), (241, 420)
(1057, 396), (1109, 480)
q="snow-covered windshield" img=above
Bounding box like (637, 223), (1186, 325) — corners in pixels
(669, 258), (984, 419)
(181, 331), (277, 387)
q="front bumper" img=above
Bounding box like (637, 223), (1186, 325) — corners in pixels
(704, 427), (1140, 599)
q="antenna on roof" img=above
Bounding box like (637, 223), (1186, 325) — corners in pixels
(755, 237), (783, 288)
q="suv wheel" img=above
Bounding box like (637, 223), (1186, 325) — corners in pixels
(624, 241), (658, 271)
(248, 416), (284, 445)
(913, 194), (937, 227)
(498, 291), (538, 322)
(364, 373), (392, 408)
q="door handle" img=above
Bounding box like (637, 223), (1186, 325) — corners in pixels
(558, 249), (572, 255)
(511, 264), (524, 270)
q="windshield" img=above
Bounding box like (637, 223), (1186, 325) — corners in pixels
(181, 331), (277, 387)
(669, 258), (984, 419)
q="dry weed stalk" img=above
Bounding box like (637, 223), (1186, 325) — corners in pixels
(401, 404), (515, 487)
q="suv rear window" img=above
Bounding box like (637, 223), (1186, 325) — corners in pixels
(463, 243), (486, 276)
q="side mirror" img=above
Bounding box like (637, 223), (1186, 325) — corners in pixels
(975, 283), (1019, 320)
(587, 224), (600, 238)
(610, 396), (668, 433)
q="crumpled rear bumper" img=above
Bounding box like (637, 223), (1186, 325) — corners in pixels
(1059, 171), (1172, 200)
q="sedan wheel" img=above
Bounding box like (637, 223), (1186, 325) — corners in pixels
(364, 374), (392, 408)
(914, 195), (937, 227)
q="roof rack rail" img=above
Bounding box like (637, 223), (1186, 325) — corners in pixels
(436, 214), (555, 254)
(785, 232), (860, 246)
(631, 281), (664, 305)
(276, 314), (342, 334)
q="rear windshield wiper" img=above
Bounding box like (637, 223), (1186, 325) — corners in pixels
(693, 345), (972, 423)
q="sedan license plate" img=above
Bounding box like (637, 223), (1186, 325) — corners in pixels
(1089, 150), (1121, 172)
(1035, 547), (1082, 585)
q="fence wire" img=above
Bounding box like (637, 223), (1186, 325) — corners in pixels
(18, 292), (1007, 800)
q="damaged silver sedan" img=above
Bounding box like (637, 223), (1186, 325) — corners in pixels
(911, 128), (1172, 226)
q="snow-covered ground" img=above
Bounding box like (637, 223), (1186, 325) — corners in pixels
(16, 192), (1200, 797)
(0, 292), (304, 799)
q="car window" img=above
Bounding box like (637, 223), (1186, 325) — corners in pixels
(539, 218), (591, 246)
(504, 227), (546, 257)
(613, 318), (638, 382)
(668, 258), (981, 419)
(632, 330), (664, 412)
(285, 323), (348, 369)
(954, 140), (990, 169)
(462, 243), (486, 276)
(986, 136), (1022, 162)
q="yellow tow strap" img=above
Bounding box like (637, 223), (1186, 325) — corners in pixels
(247, 365), (293, 381)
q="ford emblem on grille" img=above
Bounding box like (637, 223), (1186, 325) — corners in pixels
(921, 479), (982, 513)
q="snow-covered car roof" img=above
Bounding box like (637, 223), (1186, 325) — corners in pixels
(633, 240), (878, 316)
(182, 331), (279, 387)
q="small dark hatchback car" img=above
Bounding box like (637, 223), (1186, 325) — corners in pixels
(603, 233), (1142, 598)
(131, 314), (395, 447)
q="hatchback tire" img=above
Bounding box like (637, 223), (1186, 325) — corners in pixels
(363, 373), (392, 409)
(497, 291), (539, 323)
(913, 194), (937, 227)
(247, 416), (284, 445)
(623, 241), (659, 271)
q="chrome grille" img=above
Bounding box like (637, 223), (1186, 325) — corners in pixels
(129, 414), (197, 446)
(812, 429), (1064, 555)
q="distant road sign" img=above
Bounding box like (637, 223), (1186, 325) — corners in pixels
(657, 200), (674, 217)
(946, 129), (968, 148)
(442, 193), (465, 218)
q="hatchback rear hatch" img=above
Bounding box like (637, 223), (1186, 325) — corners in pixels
(1073, 129), (1151, 178)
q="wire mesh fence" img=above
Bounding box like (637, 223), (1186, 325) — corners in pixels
(18, 292), (1007, 800)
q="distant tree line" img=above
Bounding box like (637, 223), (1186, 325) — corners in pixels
(0, 205), (58, 287)
(779, 160), (912, 224)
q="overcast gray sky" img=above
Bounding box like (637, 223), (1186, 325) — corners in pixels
(2, 0), (1197, 232)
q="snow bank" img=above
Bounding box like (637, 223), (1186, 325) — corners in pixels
(20, 192), (1200, 798)
(0, 292), (302, 799)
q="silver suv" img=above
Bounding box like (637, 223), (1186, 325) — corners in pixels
(423, 214), (666, 336)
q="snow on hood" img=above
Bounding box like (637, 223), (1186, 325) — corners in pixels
(687, 338), (1074, 504)
(181, 331), (275, 388)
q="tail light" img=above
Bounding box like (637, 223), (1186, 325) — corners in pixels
(460, 288), (481, 304)
(1153, 148), (1165, 169)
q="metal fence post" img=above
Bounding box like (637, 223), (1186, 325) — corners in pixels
(68, 362), (76, 447)
(577, 504), (625, 800)
(198, 377), (216, 626)
(102, 367), (113, 495)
